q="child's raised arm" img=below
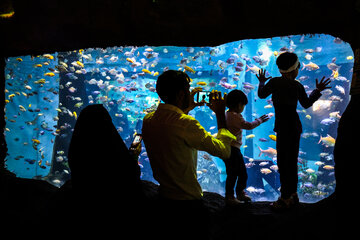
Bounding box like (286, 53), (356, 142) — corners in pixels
(257, 68), (273, 99)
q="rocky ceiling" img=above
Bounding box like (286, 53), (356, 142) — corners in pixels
(1, 0), (360, 58)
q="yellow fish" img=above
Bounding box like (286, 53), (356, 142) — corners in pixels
(264, 104), (273, 109)
(44, 72), (55, 77)
(126, 58), (135, 63)
(32, 139), (40, 144)
(318, 134), (335, 147)
(34, 79), (46, 84)
(73, 111), (77, 119)
(0, 11), (15, 18)
(76, 61), (84, 68)
(245, 134), (255, 139)
(142, 69), (152, 74)
(16, 58), (23, 62)
(331, 69), (339, 79)
(269, 135), (277, 141)
(197, 81), (207, 86)
(184, 66), (196, 74)
(305, 114), (311, 120)
(323, 165), (335, 170)
(34, 64), (42, 68)
(153, 72), (159, 77)
(43, 54), (54, 60)
(8, 94), (15, 98)
(347, 56), (353, 60)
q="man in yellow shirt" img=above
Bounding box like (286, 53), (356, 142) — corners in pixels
(142, 70), (236, 200)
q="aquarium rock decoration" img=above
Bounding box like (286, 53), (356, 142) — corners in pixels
(4, 34), (353, 203)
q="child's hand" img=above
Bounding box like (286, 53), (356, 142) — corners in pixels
(256, 69), (271, 83)
(259, 114), (270, 123)
(316, 76), (331, 92)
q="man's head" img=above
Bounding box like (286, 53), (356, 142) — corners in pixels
(156, 70), (191, 110)
(276, 52), (300, 79)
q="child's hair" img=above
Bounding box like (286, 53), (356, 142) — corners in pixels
(226, 89), (248, 109)
(156, 70), (191, 103)
(276, 52), (299, 71)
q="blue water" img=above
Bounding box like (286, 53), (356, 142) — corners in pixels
(4, 34), (353, 202)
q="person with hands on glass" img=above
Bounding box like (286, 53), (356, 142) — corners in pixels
(256, 52), (331, 211)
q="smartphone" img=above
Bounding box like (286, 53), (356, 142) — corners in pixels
(130, 134), (142, 150)
(195, 91), (210, 103)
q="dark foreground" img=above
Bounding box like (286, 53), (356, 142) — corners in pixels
(1, 175), (340, 239)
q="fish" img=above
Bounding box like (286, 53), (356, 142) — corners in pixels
(184, 66), (196, 74)
(197, 81), (207, 86)
(258, 146), (277, 159)
(44, 72), (55, 77)
(269, 135), (276, 141)
(302, 62), (319, 71)
(142, 69), (152, 74)
(260, 168), (272, 175)
(305, 168), (315, 174)
(320, 118), (336, 125)
(246, 64), (261, 75)
(323, 165), (334, 170)
(318, 134), (336, 147)
(264, 104), (272, 109)
(335, 85), (345, 95)
(312, 100), (332, 112)
(245, 134), (255, 139)
(43, 54), (54, 60)
(219, 81), (237, 89)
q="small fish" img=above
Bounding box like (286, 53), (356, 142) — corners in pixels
(320, 118), (336, 125)
(44, 72), (55, 77)
(184, 66), (196, 74)
(268, 135), (276, 141)
(43, 54), (54, 60)
(260, 168), (272, 175)
(16, 58), (23, 62)
(264, 104), (272, 109)
(305, 114), (311, 120)
(74, 102), (83, 108)
(258, 146), (277, 159)
(318, 134), (335, 147)
(142, 69), (152, 74)
(246, 64), (261, 75)
(323, 165), (335, 170)
(335, 85), (345, 95)
(302, 62), (319, 71)
(197, 81), (207, 86)
(245, 134), (255, 139)
(73, 111), (77, 119)
(305, 168), (315, 174)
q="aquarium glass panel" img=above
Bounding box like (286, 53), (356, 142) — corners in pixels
(4, 34), (353, 202)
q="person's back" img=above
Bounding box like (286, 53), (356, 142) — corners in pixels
(143, 70), (236, 201)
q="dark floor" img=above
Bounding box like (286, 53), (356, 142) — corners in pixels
(1, 175), (341, 239)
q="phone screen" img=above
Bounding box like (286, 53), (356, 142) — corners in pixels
(130, 134), (142, 150)
(196, 91), (210, 103)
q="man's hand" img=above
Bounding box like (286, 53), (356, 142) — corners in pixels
(183, 87), (205, 114)
(207, 90), (227, 114)
(256, 69), (271, 83)
(207, 90), (227, 130)
(316, 76), (331, 92)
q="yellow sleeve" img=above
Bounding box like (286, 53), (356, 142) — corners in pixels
(183, 118), (236, 160)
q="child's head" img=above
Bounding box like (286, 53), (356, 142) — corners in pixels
(226, 89), (248, 113)
(276, 52), (300, 79)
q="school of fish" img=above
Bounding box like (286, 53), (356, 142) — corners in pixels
(4, 34), (354, 202)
